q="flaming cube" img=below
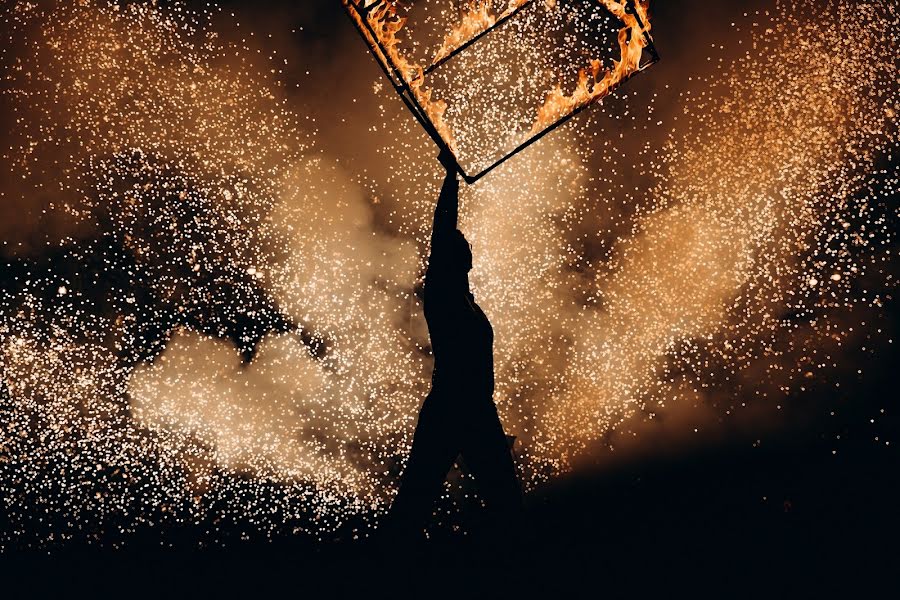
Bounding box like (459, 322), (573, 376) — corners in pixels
(344, 0), (658, 183)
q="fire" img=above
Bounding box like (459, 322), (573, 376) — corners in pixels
(347, 0), (653, 167)
(530, 0), (652, 134)
(431, 0), (532, 65)
(343, 0), (458, 153)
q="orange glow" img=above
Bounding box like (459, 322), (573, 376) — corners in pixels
(344, 0), (458, 153)
(431, 0), (531, 65)
(347, 0), (654, 161)
(530, 0), (652, 134)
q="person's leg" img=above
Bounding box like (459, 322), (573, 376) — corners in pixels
(460, 402), (523, 517)
(386, 394), (459, 542)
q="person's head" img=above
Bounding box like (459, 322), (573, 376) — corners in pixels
(447, 228), (473, 274)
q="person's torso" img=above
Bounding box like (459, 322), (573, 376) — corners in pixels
(423, 276), (494, 397)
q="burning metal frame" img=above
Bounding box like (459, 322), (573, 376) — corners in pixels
(343, 0), (659, 184)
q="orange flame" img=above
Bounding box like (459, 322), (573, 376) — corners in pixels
(530, 0), (652, 134)
(344, 0), (457, 153)
(348, 0), (653, 163)
(432, 0), (533, 65)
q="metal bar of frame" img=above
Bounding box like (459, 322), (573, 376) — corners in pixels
(343, 0), (659, 184)
(420, 0), (538, 77)
(467, 7), (660, 183)
(343, 1), (460, 171)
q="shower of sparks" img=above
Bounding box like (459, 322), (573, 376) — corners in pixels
(1, 0), (897, 551)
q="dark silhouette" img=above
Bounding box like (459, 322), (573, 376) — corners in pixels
(387, 150), (523, 540)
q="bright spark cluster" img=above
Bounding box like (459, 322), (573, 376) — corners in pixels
(1, 0), (896, 551)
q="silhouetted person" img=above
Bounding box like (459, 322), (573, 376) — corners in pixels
(387, 150), (522, 542)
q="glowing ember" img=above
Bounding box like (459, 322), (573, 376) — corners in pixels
(531, 0), (653, 133)
(343, 0), (458, 153)
(344, 0), (656, 179)
(431, 0), (531, 65)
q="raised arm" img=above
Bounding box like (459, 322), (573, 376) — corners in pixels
(431, 169), (459, 244)
(430, 149), (460, 250)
